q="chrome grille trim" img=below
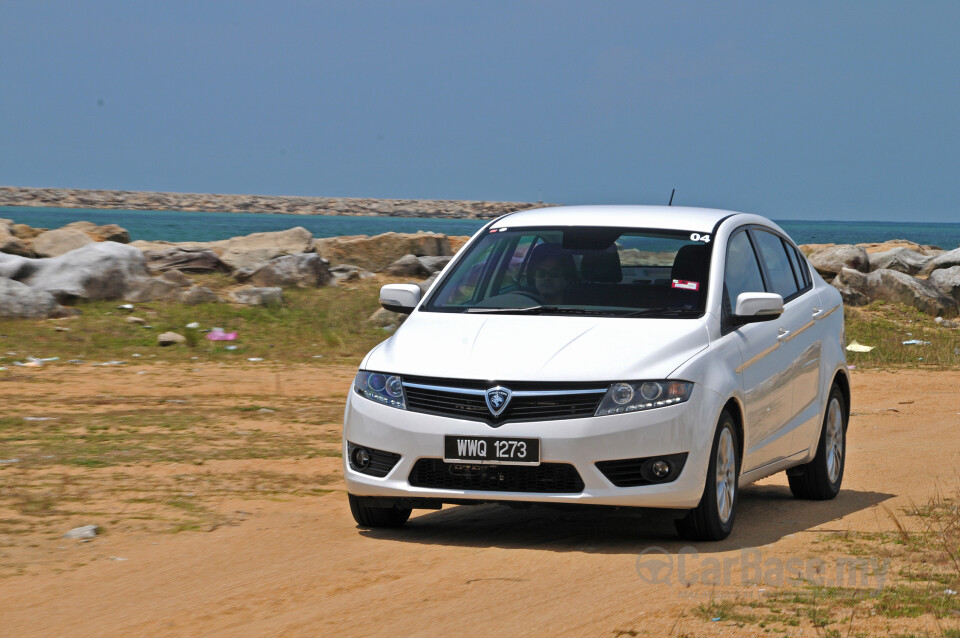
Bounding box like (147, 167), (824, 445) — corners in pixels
(402, 381), (608, 397)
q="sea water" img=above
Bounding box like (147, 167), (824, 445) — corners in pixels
(1, 206), (958, 249)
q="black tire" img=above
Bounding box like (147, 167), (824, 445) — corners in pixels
(676, 411), (740, 542)
(787, 385), (846, 500)
(348, 494), (412, 528)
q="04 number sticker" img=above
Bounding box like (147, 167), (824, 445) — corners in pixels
(690, 233), (711, 243)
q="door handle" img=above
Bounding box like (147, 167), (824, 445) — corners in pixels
(812, 307), (825, 319)
(777, 327), (791, 341)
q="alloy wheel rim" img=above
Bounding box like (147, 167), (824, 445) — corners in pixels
(715, 428), (736, 524)
(825, 397), (844, 484)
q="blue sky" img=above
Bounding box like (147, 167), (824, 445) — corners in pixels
(1, 1), (958, 221)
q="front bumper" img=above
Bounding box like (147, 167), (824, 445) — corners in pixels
(342, 388), (719, 510)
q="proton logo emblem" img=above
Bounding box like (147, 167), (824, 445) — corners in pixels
(485, 386), (513, 417)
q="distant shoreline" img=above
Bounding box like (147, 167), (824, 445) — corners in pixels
(0, 186), (546, 219)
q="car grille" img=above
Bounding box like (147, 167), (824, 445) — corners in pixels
(402, 376), (607, 425)
(409, 458), (585, 493)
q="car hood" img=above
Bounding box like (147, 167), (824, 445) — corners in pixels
(363, 311), (711, 382)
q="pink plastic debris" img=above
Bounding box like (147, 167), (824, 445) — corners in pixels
(206, 330), (238, 341)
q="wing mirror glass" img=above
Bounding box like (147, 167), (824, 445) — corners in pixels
(379, 284), (422, 315)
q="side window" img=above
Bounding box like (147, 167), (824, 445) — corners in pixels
(491, 235), (538, 295)
(753, 230), (800, 300)
(724, 230), (766, 313)
(791, 243), (811, 288)
(784, 241), (809, 291)
(430, 242), (495, 305)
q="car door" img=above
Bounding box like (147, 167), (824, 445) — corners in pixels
(723, 229), (796, 474)
(751, 228), (823, 459)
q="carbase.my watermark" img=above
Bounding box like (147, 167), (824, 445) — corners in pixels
(635, 546), (889, 594)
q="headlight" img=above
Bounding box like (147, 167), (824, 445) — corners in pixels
(595, 380), (693, 416)
(353, 371), (406, 409)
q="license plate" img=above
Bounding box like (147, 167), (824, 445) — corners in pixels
(444, 436), (540, 466)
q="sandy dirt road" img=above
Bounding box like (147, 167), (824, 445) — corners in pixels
(1, 366), (959, 636)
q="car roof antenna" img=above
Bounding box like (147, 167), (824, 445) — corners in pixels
(668, 188), (676, 206)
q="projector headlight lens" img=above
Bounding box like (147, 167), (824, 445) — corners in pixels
(611, 383), (635, 405)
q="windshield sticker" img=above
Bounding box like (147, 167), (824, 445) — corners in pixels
(672, 279), (700, 291)
(690, 233), (711, 243)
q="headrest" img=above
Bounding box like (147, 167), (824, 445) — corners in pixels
(671, 244), (710, 283)
(580, 247), (622, 283)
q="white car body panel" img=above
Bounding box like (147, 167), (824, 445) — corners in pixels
(366, 314), (710, 382)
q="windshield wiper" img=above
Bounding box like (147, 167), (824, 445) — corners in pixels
(464, 305), (557, 315)
(616, 307), (703, 318)
(464, 306), (637, 316)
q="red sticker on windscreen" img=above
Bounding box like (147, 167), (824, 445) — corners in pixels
(672, 279), (700, 291)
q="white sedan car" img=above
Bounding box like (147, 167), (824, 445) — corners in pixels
(343, 206), (848, 540)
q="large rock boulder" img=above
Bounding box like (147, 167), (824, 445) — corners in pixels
(920, 247), (960, 276)
(18, 242), (151, 302)
(382, 254), (432, 277)
(216, 227), (313, 270)
(246, 253), (333, 288)
(228, 286), (283, 306)
(158, 269), (192, 287)
(831, 268), (871, 306)
(868, 247), (932, 276)
(329, 264), (374, 282)
(11, 223), (46, 240)
(180, 286), (220, 305)
(0, 219), (33, 257)
(418, 255), (453, 273)
(808, 245), (869, 278)
(123, 277), (183, 302)
(63, 221), (130, 243)
(132, 227), (313, 271)
(928, 266), (960, 303)
(31, 228), (94, 257)
(143, 247), (230, 273)
(0, 253), (33, 279)
(313, 232), (452, 271)
(0, 277), (64, 318)
(865, 269), (956, 316)
(857, 239), (943, 255)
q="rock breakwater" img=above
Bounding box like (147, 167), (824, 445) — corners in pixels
(0, 186), (546, 219)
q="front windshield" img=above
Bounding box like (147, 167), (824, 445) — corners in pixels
(423, 226), (712, 317)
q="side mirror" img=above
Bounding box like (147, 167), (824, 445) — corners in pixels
(733, 292), (783, 324)
(379, 284), (422, 315)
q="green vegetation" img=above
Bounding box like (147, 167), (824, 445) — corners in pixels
(0, 274), (389, 365)
(845, 301), (960, 368)
(694, 483), (960, 635)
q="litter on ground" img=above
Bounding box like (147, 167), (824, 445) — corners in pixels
(846, 341), (875, 353)
(206, 329), (238, 341)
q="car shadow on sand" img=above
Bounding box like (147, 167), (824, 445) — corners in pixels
(357, 484), (895, 555)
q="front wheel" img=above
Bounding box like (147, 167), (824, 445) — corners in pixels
(348, 494), (411, 528)
(676, 411), (740, 541)
(787, 385), (846, 500)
